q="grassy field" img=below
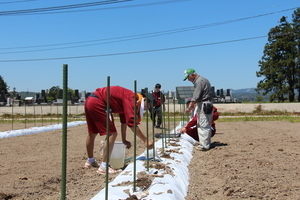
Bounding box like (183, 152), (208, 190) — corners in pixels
(1, 109), (299, 125)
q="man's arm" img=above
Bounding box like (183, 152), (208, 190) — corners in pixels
(186, 101), (196, 113)
(128, 126), (153, 149)
(121, 123), (131, 149)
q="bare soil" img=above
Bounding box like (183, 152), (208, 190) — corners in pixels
(0, 121), (299, 200)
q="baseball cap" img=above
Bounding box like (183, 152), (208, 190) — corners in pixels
(155, 83), (161, 88)
(183, 68), (195, 81)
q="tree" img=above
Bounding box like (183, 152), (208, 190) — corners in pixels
(292, 8), (300, 102)
(0, 75), (9, 94)
(47, 86), (75, 101)
(47, 86), (61, 101)
(256, 9), (300, 102)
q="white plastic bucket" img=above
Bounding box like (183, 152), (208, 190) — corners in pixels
(110, 141), (126, 169)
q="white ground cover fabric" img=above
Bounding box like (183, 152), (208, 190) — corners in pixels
(0, 121), (86, 139)
(91, 123), (194, 200)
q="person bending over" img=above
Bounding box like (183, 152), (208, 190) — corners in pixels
(84, 86), (153, 174)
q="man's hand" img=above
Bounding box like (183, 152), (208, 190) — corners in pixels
(122, 140), (132, 149)
(179, 127), (187, 133)
(185, 107), (192, 113)
(145, 140), (154, 149)
(186, 102), (195, 113)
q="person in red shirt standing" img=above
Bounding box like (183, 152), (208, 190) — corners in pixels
(84, 86), (153, 174)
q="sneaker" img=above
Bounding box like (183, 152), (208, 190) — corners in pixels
(84, 160), (99, 168)
(194, 141), (200, 146)
(155, 125), (163, 129)
(195, 145), (210, 151)
(97, 166), (118, 174)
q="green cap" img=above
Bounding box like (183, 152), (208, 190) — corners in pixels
(183, 68), (195, 81)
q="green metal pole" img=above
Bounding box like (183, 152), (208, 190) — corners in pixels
(145, 88), (150, 171)
(105, 76), (110, 200)
(133, 80), (137, 192)
(173, 97), (175, 133)
(161, 92), (165, 151)
(167, 93), (170, 142)
(24, 102), (27, 129)
(11, 103), (14, 130)
(41, 104), (44, 126)
(151, 92), (155, 160)
(50, 105), (53, 125)
(60, 64), (68, 200)
(34, 104), (36, 127)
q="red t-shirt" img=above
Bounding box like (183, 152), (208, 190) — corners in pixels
(93, 86), (137, 127)
(185, 107), (219, 140)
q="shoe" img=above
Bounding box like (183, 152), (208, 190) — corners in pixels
(194, 141), (200, 146)
(155, 125), (163, 129)
(84, 160), (99, 168)
(97, 166), (118, 174)
(195, 145), (210, 151)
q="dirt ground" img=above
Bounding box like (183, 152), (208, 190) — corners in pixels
(0, 121), (299, 200)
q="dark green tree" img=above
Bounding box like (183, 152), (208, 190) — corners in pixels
(47, 86), (75, 101)
(256, 11), (299, 102)
(47, 86), (61, 101)
(0, 75), (9, 94)
(292, 8), (300, 102)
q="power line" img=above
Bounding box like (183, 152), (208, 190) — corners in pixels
(0, 35), (267, 62)
(0, 6), (298, 54)
(0, 0), (37, 4)
(18, 0), (190, 16)
(0, 0), (132, 16)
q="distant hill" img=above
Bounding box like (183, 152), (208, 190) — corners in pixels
(231, 88), (257, 94)
(230, 88), (270, 102)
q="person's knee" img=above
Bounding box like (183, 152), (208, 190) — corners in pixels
(109, 132), (118, 139)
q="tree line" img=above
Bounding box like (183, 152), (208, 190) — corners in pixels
(0, 77), (77, 103)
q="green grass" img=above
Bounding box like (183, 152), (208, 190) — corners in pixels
(1, 111), (299, 124)
(218, 115), (300, 123)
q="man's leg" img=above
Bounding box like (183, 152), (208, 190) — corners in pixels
(84, 132), (100, 168)
(96, 132), (119, 174)
(197, 103), (213, 150)
(156, 107), (163, 128)
(101, 132), (118, 164)
(86, 132), (98, 159)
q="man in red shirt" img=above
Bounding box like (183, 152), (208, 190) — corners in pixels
(84, 86), (153, 174)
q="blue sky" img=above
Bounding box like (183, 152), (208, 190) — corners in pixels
(0, 0), (299, 94)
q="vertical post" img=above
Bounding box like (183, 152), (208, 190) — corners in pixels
(34, 105), (36, 127)
(41, 104), (44, 126)
(173, 96), (176, 133)
(60, 64), (68, 200)
(50, 105), (53, 125)
(160, 92), (165, 151)
(133, 80), (137, 192)
(57, 106), (59, 124)
(167, 95), (170, 142)
(151, 91), (155, 160)
(11, 103), (14, 130)
(145, 88), (150, 171)
(105, 76), (110, 200)
(24, 102), (27, 129)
